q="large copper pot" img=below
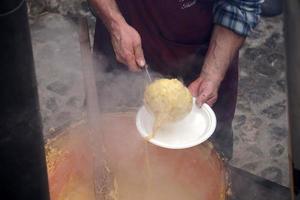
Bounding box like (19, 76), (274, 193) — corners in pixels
(46, 112), (228, 200)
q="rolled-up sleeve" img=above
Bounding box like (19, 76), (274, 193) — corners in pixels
(213, 0), (263, 36)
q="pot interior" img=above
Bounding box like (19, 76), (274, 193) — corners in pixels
(46, 112), (227, 200)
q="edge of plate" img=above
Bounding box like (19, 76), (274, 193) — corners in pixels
(136, 103), (217, 149)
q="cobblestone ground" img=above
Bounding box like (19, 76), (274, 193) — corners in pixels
(31, 14), (85, 133)
(231, 16), (289, 187)
(29, 2), (289, 187)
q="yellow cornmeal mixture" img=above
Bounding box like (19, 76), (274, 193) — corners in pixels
(144, 78), (193, 138)
(45, 144), (64, 175)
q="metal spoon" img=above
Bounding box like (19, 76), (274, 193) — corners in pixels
(144, 63), (152, 82)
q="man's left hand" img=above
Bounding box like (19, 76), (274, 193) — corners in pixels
(188, 25), (245, 107)
(188, 72), (222, 107)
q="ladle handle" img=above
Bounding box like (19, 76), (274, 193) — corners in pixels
(144, 63), (152, 82)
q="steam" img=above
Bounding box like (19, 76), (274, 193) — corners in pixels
(93, 53), (162, 113)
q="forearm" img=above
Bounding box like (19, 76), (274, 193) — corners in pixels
(206, 0), (262, 79)
(89, 0), (126, 32)
(201, 25), (245, 82)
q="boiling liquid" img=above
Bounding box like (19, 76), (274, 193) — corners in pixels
(46, 113), (227, 200)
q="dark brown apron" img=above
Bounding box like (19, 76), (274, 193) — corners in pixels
(93, 0), (238, 159)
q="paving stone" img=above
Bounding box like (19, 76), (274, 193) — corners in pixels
(66, 96), (83, 108)
(270, 126), (288, 142)
(247, 88), (274, 104)
(236, 97), (252, 113)
(270, 144), (285, 157)
(80, 1), (89, 12)
(233, 115), (247, 129)
(246, 145), (264, 157)
(274, 79), (286, 93)
(46, 96), (58, 112)
(238, 75), (274, 104)
(46, 81), (70, 96)
(267, 53), (285, 69)
(248, 29), (264, 40)
(261, 101), (286, 119)
(28, 0), (46, 17)
(47, 0), (60, 10)
(56, 111), (71, 124)
(264, 33), (281, 49)
(261, 166), (283, 184)
(232, 136), (240, 148)
(244, 47), (267, 60)
(254, 59), (279, 77)
(240, 130), (259, 144)
(241, 162), (259, 171)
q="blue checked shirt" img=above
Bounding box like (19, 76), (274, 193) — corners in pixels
(213, 0), (263, 36)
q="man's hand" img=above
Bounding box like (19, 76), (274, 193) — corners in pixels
(89, 0), (145, 71)
(110, 22), (145, 72)
(188, 71), (221, 107)
(188, 25), (245, 107)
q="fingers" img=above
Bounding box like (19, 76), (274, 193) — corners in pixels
(196, 88), (219, 107)
(126, 41), (145, 72)
(111, 25), (144, 72)
(188, 78), (202, 97)
(116, 50), (140, 72)
(126, 50), (141, 72)
(204, 95), (218, 107)
(189, 76), (219, 107)
(134, 42), (145, 67)
(196, 91), (209, 107)
(115, 42), (144, 72)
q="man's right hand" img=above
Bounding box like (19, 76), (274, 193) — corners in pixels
(110, 22), (145, 72)
(89, 0), (145, 71)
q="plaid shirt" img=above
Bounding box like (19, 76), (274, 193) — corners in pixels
(214, 0), (263, 36)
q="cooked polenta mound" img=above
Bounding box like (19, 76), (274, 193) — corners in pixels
(144, 78), (193, 138)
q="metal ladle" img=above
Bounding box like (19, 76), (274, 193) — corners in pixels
(144, 63), (152, 83)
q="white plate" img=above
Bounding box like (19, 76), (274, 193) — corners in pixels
(136, 98), (216, 149)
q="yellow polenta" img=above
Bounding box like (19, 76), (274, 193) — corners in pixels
(144, 78), (193, 138)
